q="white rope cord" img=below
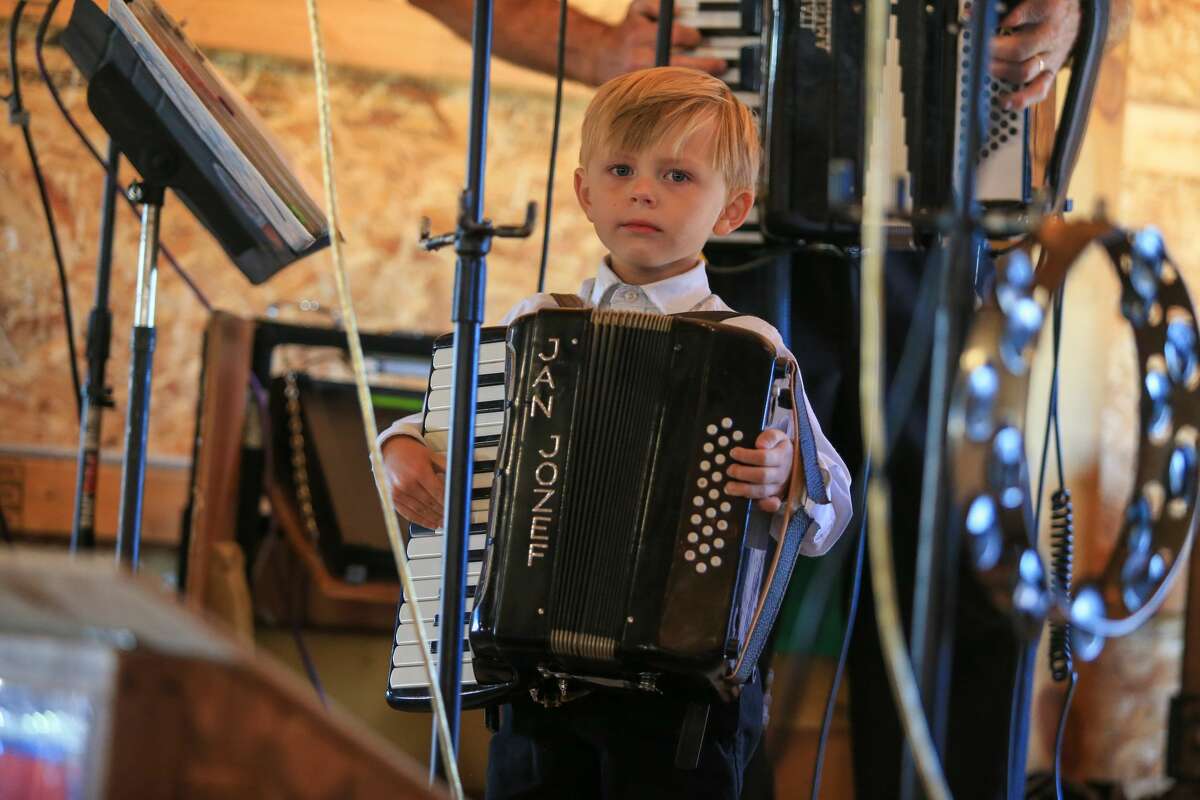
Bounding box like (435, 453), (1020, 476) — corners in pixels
(300, 3), (464, 797)
(859, 0), (951, 796)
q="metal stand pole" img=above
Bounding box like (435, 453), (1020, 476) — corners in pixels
(115, 181), (163, 571)
(432, 0), (493, 780)
(70, 139), (121, 552)
(655, 0), (675, 66)
(901, 1), (995, 796)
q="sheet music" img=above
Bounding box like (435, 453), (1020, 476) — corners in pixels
(109, 0), (326, 253)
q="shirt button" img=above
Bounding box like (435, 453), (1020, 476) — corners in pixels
(621, 289), (638, 301)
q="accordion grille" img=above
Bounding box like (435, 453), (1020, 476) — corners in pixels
(548, 311), (673, 661)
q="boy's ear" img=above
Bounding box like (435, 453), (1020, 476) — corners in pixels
(713, 189), (754, 236)
(574, 167), (593, 221)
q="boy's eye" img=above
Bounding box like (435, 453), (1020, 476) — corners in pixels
(665, 169), (691, 183)
(610, 164), (632, 177)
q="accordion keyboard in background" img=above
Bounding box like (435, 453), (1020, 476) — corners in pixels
(386, 328), (509, 710)
(678, 0), (1030, 246)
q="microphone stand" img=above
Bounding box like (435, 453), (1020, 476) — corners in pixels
(418, 0), (535, 779)
(115, 181), (166, 571)
(70, 139), (121, 552)
(901, 0), (995, 796)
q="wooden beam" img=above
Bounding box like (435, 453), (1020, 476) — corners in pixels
(0, 448), (189, 545)
(2, 0), (606, 95)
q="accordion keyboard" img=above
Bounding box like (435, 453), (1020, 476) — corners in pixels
(387, 334), (506, 696)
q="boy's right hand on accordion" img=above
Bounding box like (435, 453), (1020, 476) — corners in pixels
(724, 428), (794, 514)
(381, 435), (446, 530)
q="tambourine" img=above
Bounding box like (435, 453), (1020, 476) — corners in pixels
(948, 217), (1200, 658)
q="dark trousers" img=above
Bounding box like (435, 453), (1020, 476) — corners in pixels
(485, 671), (765, 800)
(710, 247), (1022, 798)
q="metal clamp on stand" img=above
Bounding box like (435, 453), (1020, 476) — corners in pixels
(115, 181), (165, 571)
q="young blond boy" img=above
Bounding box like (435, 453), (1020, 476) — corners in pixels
(380, 67), (851, 799)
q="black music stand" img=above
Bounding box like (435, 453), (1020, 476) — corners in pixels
(58, 0), (330, 568)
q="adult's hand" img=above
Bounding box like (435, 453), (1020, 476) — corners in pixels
(585, 0), (727, 85)
(991, 0), (1082, 110)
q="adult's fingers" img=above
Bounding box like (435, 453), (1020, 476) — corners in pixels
(665, 53), (728, 76)
(1001, 69), (1055, 110)
(998, 0), (1054, 30)
(725, 479), (786, 500)
(990, 51), (1050, 86)
(991, 23), (1051, 64)
(669, 22), (704, 50)
(726, 462), (788, 486)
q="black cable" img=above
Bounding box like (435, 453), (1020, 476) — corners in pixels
(810, 462), (869, 800)
(34, 0), (213, 312)
(10, 1), (83, 415)
(535, 0), (568, 294)
(704, 246), (803, 276)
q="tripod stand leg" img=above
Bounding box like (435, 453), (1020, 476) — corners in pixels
(116, 184), (163, 571)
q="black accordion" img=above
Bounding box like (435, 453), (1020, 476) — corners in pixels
(677, 0), (1106, 245)
(387, 308), (828, 709)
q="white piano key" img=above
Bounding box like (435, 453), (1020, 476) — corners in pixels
(429, 361), (505, 390)
(427, 383), (506, 412)
(691, 37), (760, 58)
(407, 532), (488, 558)
(393, 641), (474, 668)
(395, 621), (470, 646)
(432, 340), (507, 370)
(676, 10), (742, 29)
(423, 409), (505, 434)
(390, 661), (476, 690)
(398, 602), (472, 625)
(409, 558), (484, 580)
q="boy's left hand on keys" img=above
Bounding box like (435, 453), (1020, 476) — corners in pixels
(725, 429), (793, 513)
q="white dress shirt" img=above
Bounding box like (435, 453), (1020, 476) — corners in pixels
(378, 259), (853, 555)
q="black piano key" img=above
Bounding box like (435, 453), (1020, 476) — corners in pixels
(738, 45), (762, 92)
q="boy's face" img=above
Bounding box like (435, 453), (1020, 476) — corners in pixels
(574, 121), (754, 285)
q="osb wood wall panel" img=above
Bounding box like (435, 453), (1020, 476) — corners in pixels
(0, 25), (604, 460)
(1053, 0), (1200, 789)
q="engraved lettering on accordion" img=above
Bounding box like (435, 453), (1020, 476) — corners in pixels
(530, 337), (560, 418)
(527, 335), (563, 566)
(528, 436), (562, 566)
(797, 0), (832, 53)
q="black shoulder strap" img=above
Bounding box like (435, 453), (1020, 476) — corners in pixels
(550, 293), (587, 309)
(672, 310), (742, 323)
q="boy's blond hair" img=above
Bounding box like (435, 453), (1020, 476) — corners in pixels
(579, 67), (760, 194)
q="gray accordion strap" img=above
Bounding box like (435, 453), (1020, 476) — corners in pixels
(732, 367), (829, 684)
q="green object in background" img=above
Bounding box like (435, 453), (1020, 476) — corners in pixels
(774, 554), (845, 657)
(371, 392), (423, 413)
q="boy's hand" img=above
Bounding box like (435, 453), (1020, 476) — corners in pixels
(381, 436), (446, 529)
(725, 429), (794, 513)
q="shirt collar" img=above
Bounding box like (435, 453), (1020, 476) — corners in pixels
(585, 258), (712, 314)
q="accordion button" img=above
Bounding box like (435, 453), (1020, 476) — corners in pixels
(699, 544), (711, 555)
(696, 563), (708, 574)
(717, 520), (728, 531)
(706, 508), (717, 519)
(711, 556), (722, 568)
(691, 514), (702, 525)
(720, 501), (731, 513)
(714, 538), (725, 549)
(718, 436), (730, 447)
(688, 532), (699, 544)
(733, 430), (744, 442)
(704, 443), (715, 454)
(707, 424), (718, 435)
(698, 477), (709, 489)
(712, 472), (723, 483)
(685, 550), (697, 562)
(721, 417), (733, 429)
(702, 525), (713, 536)
(701, 460), (711, 471)
(708, 489), (720, 500)
(715, 454), (727, 465)
(693, 496), (704, 507)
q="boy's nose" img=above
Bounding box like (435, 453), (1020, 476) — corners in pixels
(629, 177), (656, 206)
